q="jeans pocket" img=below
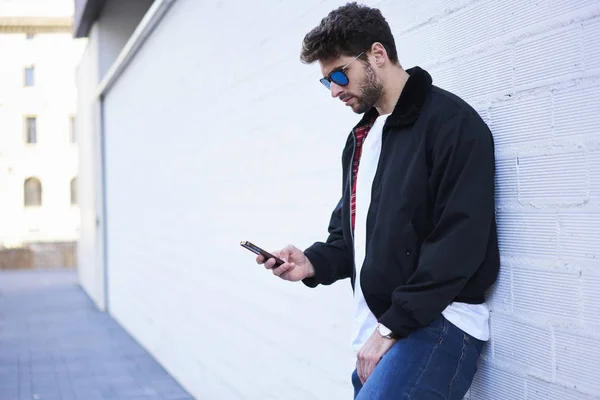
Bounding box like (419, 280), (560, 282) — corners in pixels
(463, 332), (485, 356)
(421, 315), (448, 345)
(424, 315), (445, 331)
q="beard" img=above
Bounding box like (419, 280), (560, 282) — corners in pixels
(351, 62), (383, 114)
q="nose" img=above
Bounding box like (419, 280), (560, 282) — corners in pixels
(330, 82), (343, 98)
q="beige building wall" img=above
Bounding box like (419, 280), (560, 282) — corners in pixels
(0, 0), (86, 249)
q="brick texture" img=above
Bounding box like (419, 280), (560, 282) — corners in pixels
(491, 315), (554, 379)
(553, 85), (600, 141)
(84, 0), (600, 399)
(470, 363), (526, 399)
(513, 25), (582, 88)
(581, 271), (600, 326)
(512, 266), (580, 320)
(555, 330), (600, 394)
(527, 377), (599, 400)
(490, 95), (553, 147)
(518, 152), (588, 205)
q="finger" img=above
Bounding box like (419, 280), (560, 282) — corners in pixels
(265, 257), (286, 270)
(264, 258), (277, 270)
(359, 364), (366, 384)
(358, 356), (374, 384)
(272, 262), (294, 277)
(279, 244), (296, 262)
(364, 362), (374, 383)
(364, 357), (380, 383)
(256, 254), (265, 264)
(279, 263), (296, 280)
(357, 357), (366, 384)
(272, 262), (293, 276)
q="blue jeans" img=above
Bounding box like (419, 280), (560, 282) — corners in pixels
(352, 315), (485, 399)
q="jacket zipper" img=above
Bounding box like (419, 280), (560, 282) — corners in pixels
(349, 130), (356, 286)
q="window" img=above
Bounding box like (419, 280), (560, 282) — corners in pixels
(69, 116), (76, 143)
(70, 177), (77, 205)
(24, 66), (35, 87)
(24, 177), (42, 207)
(25, 116), (37, 144)
(26, 33), (35, 40)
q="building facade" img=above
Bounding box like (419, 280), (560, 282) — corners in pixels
(0, 0), (86, 267)
(74, 0), (600, 399)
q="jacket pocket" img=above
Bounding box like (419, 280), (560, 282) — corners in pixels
(394, 223), (420, 272)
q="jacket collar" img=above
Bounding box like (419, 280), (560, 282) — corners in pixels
(353, 66), (433, 130)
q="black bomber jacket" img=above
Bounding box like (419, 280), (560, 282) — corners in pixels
(302, 66), (500, 339)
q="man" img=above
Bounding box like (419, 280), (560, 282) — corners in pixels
(256, 2), (499, 399)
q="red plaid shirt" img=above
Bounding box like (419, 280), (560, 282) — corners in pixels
(351, 120), (375, 231)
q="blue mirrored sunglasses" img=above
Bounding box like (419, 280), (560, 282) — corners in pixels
(320, 71), (349, 90)
(319, 52), (364, 90)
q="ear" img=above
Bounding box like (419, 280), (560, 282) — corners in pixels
(369, 42), (388, 67)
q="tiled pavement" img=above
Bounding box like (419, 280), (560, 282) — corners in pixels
(0, 269), (194, 400)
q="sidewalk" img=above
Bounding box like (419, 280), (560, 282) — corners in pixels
(0, 268), (194, 400)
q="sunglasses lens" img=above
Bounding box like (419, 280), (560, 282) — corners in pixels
(330, 71), (349, 86)
(320, 78), (331, 89)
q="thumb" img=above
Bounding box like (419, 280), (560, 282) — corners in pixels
(280, 244), (296, 262)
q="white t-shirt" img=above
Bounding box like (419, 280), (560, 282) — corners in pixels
(351, 114), (489, 355)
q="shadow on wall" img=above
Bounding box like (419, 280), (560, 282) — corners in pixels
(0, 242), (77, 269)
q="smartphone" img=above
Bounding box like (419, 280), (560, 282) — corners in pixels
(240, 241), (285, 267)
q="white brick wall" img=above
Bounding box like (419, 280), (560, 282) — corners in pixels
(92, 0), (600, 398)
(403, 0), (600, 398)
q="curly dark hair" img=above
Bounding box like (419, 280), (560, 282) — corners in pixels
(300, 2), (399, 64)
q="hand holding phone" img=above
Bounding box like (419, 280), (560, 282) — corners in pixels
(240, 241), (316, 282)
(240, 241), (285, 267)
